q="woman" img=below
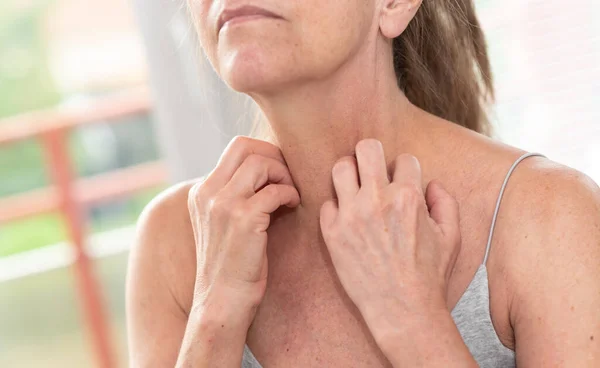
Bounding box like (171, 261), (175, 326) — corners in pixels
(126, 0), (600, 366)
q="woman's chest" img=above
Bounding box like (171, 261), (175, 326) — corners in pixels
(244, 199), (512, 367)
(245, 239), (393, 367)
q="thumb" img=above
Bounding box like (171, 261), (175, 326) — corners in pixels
(425, 180), (460, 240)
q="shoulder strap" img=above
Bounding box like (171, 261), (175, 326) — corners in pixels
(483, 152), (547, 265)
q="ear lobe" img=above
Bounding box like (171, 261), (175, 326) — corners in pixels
(379, 0), (421, 39)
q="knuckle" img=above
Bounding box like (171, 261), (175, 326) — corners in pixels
(229, 202), (248, 222)
(207, 196), (227, 217)
(230, 135), (251, 148)
(188, 182), (208, 209)
(394, 183), (422, 205)
(224, 136), (244, 155)
(363, 200), (379, 217)
(263, 184), (281, 199)
(399, 182), (422, 197)
(243, 154), (269, 183)
(244, 153), (264, 169)
(187, 183), (200, 204)
(227, 135), (253, 158)
(382, 196), (399, 214)
(389, 193), (405, 210)
(360, 193), (381, 216)
(349, 205), (370, 224)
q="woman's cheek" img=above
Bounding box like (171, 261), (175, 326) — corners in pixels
(188, 1), (218, 63)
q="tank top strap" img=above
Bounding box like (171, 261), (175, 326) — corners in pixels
(482, 152), (547, 265)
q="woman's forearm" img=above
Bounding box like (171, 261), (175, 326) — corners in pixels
(175, 291), (256, 368)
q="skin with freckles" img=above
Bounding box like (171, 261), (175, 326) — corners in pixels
(126, 0), (600, 367)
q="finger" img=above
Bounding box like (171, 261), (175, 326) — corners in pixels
(392, 154), (423, 194)
(355, 139), (390, 190)
(332, 156), (359, 208)
(426, 180), (460, 240)
(319, 199), (338, 233)
(224, 154), (295, 198)
(208, 136), (288, 188)
(248, 184), (301, 214)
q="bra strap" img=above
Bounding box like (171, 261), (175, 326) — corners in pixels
(483, 152), (547, 265)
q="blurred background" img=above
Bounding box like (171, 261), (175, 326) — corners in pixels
(0, 0), (598, 367)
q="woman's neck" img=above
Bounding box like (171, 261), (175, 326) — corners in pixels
(249, 42), (427, 222)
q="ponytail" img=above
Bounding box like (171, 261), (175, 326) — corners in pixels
(394, 0), (494, 135)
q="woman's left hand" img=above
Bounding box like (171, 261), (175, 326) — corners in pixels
(319, 138), (462, 345)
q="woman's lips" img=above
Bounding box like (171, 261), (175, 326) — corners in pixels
(217, 5), (282, 34)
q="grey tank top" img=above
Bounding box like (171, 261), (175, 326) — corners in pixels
(242, 152), (546, 368)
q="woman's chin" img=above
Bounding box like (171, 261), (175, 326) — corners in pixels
(217, 44), (299, 94)
(221, 64), (285, 94)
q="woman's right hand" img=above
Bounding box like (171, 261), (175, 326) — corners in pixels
(187, 135), (300, 315)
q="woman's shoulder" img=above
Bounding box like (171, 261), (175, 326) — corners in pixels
(466, 129), (600, 269)
(488, 148), (600, 248)
(484, 150), (600, 361)
(463, 135), (600, 351)
(130, 177), (206, 315)
(137, 177), (202, 231)
(499, 152), (600, 263)
(445, 120), (599, 266)
(445, 119), (599, 215)
(136, 177), (203, 252)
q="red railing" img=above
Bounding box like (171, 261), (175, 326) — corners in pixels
(0, 86), (167, 368)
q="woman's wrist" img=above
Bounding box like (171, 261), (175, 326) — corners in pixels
(176, 287), (259, 367)
(190, 282), (261, 331)
(360, 291), (447, 345)
(372, 305), (445, 353)
(371, 307), (476, 368)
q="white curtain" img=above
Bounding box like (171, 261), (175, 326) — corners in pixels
(478, 0), (600, 182)
(131, 0), (256, 182)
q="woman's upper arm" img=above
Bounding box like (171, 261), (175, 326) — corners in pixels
(507, 167), (600, 366)
(126, 181), (198, 367)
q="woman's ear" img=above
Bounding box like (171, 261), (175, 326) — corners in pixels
(379, 0), (422, 39)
